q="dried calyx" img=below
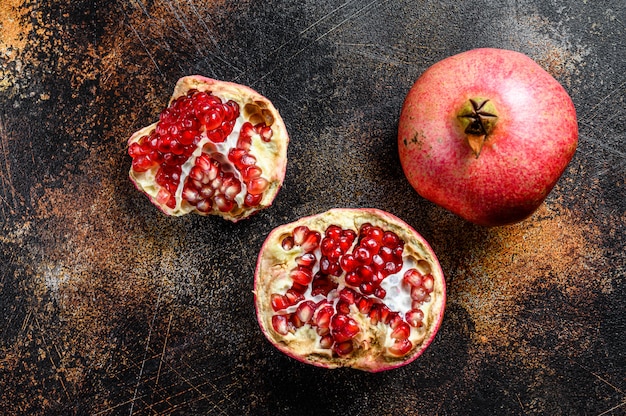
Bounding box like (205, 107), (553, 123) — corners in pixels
(457, 97), (498, 157)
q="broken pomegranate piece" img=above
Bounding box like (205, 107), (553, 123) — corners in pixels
(254, 208), (446, 372)
(127, 75), (289, 221)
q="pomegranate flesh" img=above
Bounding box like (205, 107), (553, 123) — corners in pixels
(398, 48), (578, 226)
(254, 208), (446, 372)
(127, 75), (289, 221)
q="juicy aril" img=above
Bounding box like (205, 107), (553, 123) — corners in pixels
(398, 48), (578, 226)
(127, 76), (289, 221)
(254, 208), (446, 372)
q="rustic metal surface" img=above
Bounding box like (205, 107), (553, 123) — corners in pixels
(1, 1), (624, 415)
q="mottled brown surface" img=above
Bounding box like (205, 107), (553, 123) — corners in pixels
(1, 1), (624, 415)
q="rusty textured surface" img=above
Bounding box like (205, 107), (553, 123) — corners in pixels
(0, 1), (624, 415)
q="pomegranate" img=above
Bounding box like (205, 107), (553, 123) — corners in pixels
(398, 48), (578, 226)
(254, 208), (446, 372)
(127, 75), (289, 221)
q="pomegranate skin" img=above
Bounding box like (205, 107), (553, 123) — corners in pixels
(254, 208), (446, 372)
(398, 48), (578, 226)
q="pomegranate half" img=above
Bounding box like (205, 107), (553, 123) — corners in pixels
(398, 48), (578, 226)
(127, 75), (289, 221)
(254, 208), (446, 372)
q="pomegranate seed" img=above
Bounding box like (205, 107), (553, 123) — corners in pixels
(360, 282), (374, 295)
(333, 341), (353, 356)
(271, 294), (289, 311)
(357, 297), (373, 314)
(403, 269), (423, 287)
(339, 288), (357, 304)
(281, 236), (294, 250)
(132, 155), (154, 172)
(354, 247), (371, 264)
(196, 199), (212, 212)
(336, 300), (351, 315)
(285, 289), (304, 305)
(360, 236), (380, 253)
(391, 322), (411, 340)
(272, 315), (289, 335)
(382, 231), (400, 247)
(319, 335), (334, 349)
(182, 187), (200, 203)
(357, 265), (374, 282)
(314, 305), (334, 329)
(411, 286), (428, 303)
(296, 252), (316, 268)
(374, 287), (386, 299)
(244, 192), (263, 207)
(242, 165), (263, 180)
(291, 313), (304, 328)
(331, 315), (359, 343)
(214, 195), (234, 212)
(300, 231), (321, 252)
(423, 274), (435, 293)
(339, 254), (357, 273)
(290, 268), (313, 285)
(405, 309), (424, 327)
(345, 271), (362, 286)
(388, 339), (412, 356)
(296, 301), (315, 324)
(292, 226), (309, 246)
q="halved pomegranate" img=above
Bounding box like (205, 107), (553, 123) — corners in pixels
(127, 75), (289, 221)
(254, 208), (446, 372)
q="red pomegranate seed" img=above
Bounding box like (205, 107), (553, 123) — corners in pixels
(345, 271), (362, 287)
(388, 338), (413, 356)
(242, 165), (263, 180)
(354, 247), (372, 264)
(314, 305), (334, 329)
(296, 253), (316, 268)
(336, 300), (351, 315)
(411, 286), (429, 303)
(333, 341), (353, 356)
(300, 231), (321, 252)
(290, 268), (313, 286)
(331, 315), (360, 343)
(373, 287), (386, 299)
(325, 225), (342, 239)
(292, 226), (309, 246)
(271, 294), (289, 311)
(281, 236), (294, 250)
(382, 231), (400, 247)
(244, 192), (263, 207)
(296, 301), (316, 324)
(319, 335), (334, 349)
(285, 289), (305, 305)
(357, 297), (373, 314)
(391, 322), (411, 340)
(405, 309), (424, 327)
(423, 274), (435, 293)
(272, 315), (289, 335)
(403, 269), (423, 287)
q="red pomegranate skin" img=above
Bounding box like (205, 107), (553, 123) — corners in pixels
(398, 48), (578, 226)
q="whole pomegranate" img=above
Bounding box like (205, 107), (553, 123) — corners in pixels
(254, 208), (446, 372)
(398, 48), (578, 226)
(127, 76), (289, 221)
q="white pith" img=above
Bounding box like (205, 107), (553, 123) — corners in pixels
(256, 209), (446, 371)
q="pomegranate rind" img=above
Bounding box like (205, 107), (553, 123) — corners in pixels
(398, 48), (578, 226)
(128, 75), (289, 221)
(254, 208), (446, 372)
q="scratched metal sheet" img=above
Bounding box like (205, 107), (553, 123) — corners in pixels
(0, 0), (624, 415)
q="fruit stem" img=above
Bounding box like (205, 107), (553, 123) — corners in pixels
(457, 98), (498, 158)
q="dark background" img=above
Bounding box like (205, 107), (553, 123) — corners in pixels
(1, 1), (624, 415)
